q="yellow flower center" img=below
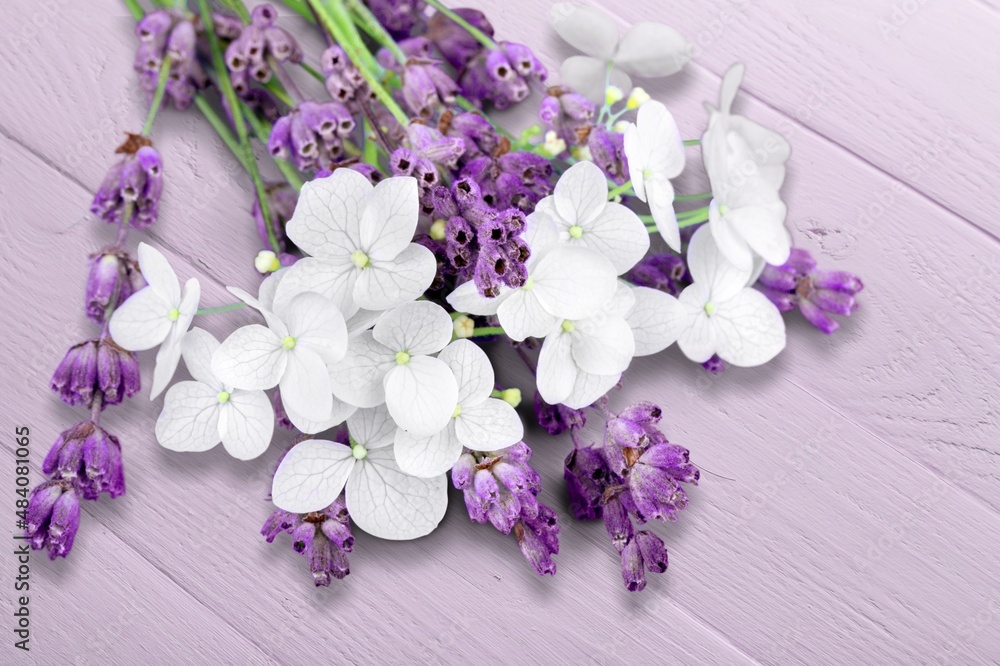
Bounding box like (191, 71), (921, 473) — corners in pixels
(452, 404), (462, 418)
(168, 308), (180, 321)
(568, 225), (584, 239)
(217, 391), (231, 404)
(522, 275), (535, 291)
(351, 250), (370, 269)
(561, 320), (575, 333)
(395, 351), (411, 365)
(352, 444), (367, 460)
(282, 336), (297, 350)
(704, 302), (717, 316)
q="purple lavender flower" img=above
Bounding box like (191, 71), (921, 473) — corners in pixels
(535, 391), (587, 435)
(321, 45), (370, 107)
(85, 248), (145, 323)
(133, 11), (208, 110)
(452, 444), (559, 575)
(564, 444), (609, 520)
(268, 101), (355, 172)
(25, 480), (81, 560)
(96, 338), (141, 407)
(588, 126), (629, 185)
(625, 253), (686, 296)
(457, 42), (547, 111)
(439, 110), (500, 162)
(701, 355), (726, 374)
(427, 8), (495, 71)
(262, 496), (353, 587)
(91, 140), (164, 229)
(42, 421), (126, 500)
(224, 3), (302, 88)
(401, 58), (459, 119)
(369, 0), (427, 39)
(539, 88), (596, 146)
(461, 150), (552, 211)
(757, 248), (864, 334)
(51, 341), (99, 407)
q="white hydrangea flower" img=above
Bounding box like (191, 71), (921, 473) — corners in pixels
(327, 301), (458, 437)
(275, 169), (436, 317)
(270, 405), (447, 540)
(535, 161), (649, 274)
(536, 282), (636, 409)
(623, 101), (686, 251)
(155, 328), (274, 460)
(702, 64), (791, 272)
(210, 290), (348, 425)
(550, 2), (690, 102)
(446, 212), (618, 341)
(394, 340), (523, 478)
(108, 242), (201, 400)
(655, 225), (786, 366)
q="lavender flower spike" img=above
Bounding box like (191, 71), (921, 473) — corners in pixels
(262, 496), (354, 587)
(25, 480), (81, 560)
(43, 421), (126, 500)
(85, 249), (144, 323)
(51, 341), (99, 407)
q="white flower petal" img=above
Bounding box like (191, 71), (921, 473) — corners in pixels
(437, 339), (494, 406)
(531, 246), (618, 320)
(271, 257), (357, 320)
(606, 279), (638, 318)
(536, 328), (577, 405)
(637, 101), (686, 178)
(572, 315), (635, 375)
(562, 369), (620, 409)
(553, 161), (608, 227)
(108, 286), (171, 351)
(727, 115), (790, 190)
(727, 201), (791, 268)
(454, 399), (523, 451)
(284, 292), (349, 367)
(347, 447), (448, 540)
(279, 347), (333, 423)
(649, 181), (681, 252)
(212, 324), (286, 390)
(346, 308), (384, 335)
(285, 393), (357, 435)
(373, 300), (453, 355)
(560, 55), (631, 104)
(285, 169), (369, 259)
(708, 211), (756, 274)
(689, 223), (753, 301)
(257, 268), (286, 312)
(676, 283), (717, 363)
(271, 439), (355, 513)
(175, 279), (200, 337)
(154, 381), (221, 452)
(347, 404), (397, 449)
(718, 63), (746, 114)
(574, 201), (649, 274)
(137, 242), (180, 306)
(327, 331), (394, 408)
(354, 243), (437, 311)
(626, 287), (683, 356)
(384, 356), (458, 437)
(445, 279), (506, 316)
(712, 288), (786, 367)
(393, 425), (463, 478)
(360, 176), (419, 261)
(218, 389), (275, 460)
(497, 289), (557, 342)
(522, 209), (560, 260)
(549, 2), (618, 60)
(180, 328), (222, 388)
(615, 22), (691, 77)
(150, 334), (183, 400)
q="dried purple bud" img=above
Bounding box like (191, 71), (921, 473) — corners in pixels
(51, 341), (99, 407)
(96, 338), (141, 406)
(26, 481), (81, 560)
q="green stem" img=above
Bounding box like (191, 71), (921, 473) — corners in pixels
(219, 0), (252, 23)
(123, 0), (144, 21)
(142, 55), (173, 136)
(683, 139), (701, 147)
(309, 0), (410, 127)
(194, 95), (252, 170)
(196, 302), (247, 316)
(280, 0), (316, 22)
(242, 103), (305, 191)
(676, 192), (713, 201)
(196, 0), (281, 255)
(455, 96), (514, 139)
(677, 205), (711, 219)
(470, 326), (505, 338)
(262, 77), (296, 107)
(607, 180), (633, 200)
(299, 61), (325, 83)
(362, 116), (379, 166)
(345, 0), (406, 66)
(678, 210), (709, 227)
(423, 0), (497, 49)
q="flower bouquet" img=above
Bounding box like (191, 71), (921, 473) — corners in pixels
(29, 0), (863, 592)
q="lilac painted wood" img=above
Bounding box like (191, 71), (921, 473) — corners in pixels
(1, 0), (998, 664)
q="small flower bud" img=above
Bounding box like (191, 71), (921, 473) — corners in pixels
(452, 315), (475, 339)
(255, 250), (282, 274)
(605, 85), (624, 106)
(626, 87), (651, 110)
(429, 219), (447, 241)
(499, 388), (521, 408)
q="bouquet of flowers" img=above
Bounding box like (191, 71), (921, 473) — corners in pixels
(28, 0), (863, 592)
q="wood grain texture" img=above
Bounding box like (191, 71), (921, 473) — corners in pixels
(1, 1), (998, 664)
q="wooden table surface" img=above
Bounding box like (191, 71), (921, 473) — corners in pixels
(1, 0), (998, 663)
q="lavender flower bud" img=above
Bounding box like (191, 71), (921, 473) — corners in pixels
(291, 521), (316, 554)
(136, 11), (172, 44)
(43, 421), (125, 500)
(514, 505), (559, 575)
(264, 26), (302, 63)
(166, 19), (196, 68)
(369, 0), (426, 38)
(428, 8), (494, 70)
(26, 481), (81, 560)
(564, 445), (609, 520)
(251, 3), (278, 27)
(603, 493), (634, 552)
(534, 391), (587, 435)
(701, 355), (726, 375)
(119, 158), (147, 202)
(620, 539), (646, 591)
(212, 12), (244, 40)
(51, 341), (99, 407)
(634, 530), (668, 573)
(588, 126), (629, 184)
(261, 509), (297, 542)
(96, 338), (141, 406)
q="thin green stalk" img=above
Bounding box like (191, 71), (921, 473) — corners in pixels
(280, 0), (316, 22)
(683, 139), (701, 147)
(241, 104), (305, 191)
(309, 0), (409, 127)
(194, 95), (252, 171)
(362, 116), (379, 166)
(196, 0), (281, 254)
(196, 302), (247, 315)
(219, 0), (252, 23)
(677, 205), (711, 219)
(607, 180), (633, 200)
(423, 0), (497, 49)
(299, 61), (325, 83)
(263, 77), (296, 107)
(470, 326), (505, 338)
(142, 55), (173, 136)
(676, 192), (713, 201)
(123, 0), (144, 20)
(345, 0), (406, 66)
(678, 210), (709, 227)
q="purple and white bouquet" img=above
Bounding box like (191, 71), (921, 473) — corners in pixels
(28, 0), (864, 592)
